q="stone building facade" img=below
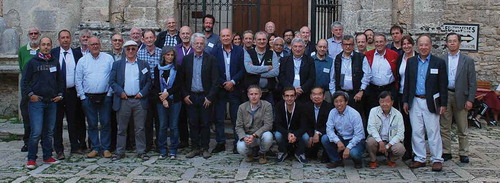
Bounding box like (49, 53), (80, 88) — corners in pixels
(0, 0), (498, 116)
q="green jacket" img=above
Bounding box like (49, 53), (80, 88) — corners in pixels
(18, 44), (39, 72)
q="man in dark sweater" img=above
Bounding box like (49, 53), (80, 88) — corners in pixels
(22, 37), (64, 169)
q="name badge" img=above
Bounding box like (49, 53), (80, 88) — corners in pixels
(49, 67), (57, 73)
(430, 68), (438, 74)
(310, 52), (316, 57)
(294, 74), (300, 80)
(30, 50), (37, 55)
(323, 68), (330, 73)
(208, 42), (214, 48)
(142, 68), (148, 74)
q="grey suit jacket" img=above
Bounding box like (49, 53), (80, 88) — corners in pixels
(109, 58), (152, 111)
(442, 53), (477, 110)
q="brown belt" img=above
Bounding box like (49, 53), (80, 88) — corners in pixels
(415, 95), (426, 99)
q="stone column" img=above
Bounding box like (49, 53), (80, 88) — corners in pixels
(341, 0), (361, 35)
(392, 0), (413, 32)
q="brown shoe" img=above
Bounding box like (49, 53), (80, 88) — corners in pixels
(409, 161), (426, 168)
(258, 154), (268, 164)
(87, 150), (99, 158)
(387, 160), (396, 167)
(432, 162), (443, 171)
(185, 149), (200, 158)
(245, 156), (255, 162)
(103, 150), (112, 158)
(326, 161), (344, 169)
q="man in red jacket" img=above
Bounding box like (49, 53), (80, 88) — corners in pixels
(364, 33), (399, 119)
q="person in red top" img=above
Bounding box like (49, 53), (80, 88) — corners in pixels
(364, 33), (399, 120)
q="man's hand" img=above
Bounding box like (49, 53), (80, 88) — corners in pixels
(267, 65), (273, 70)
(295, 87), (303, 95)
(223, 81), (234, 91)
(52, 96), (62, 103)
(307, 137), (314, 148)
(244, 135), (255, 145)
(162, 100), (169, 108)
(354, 91), (364, 102)
(403, 103), (409, 114)
(184, 95), (193, 105)
(288, 133), (297, 143)
(134, 93), (142, 99)
(465, 101), (473, 111)
(439, 106), (447, 115)
(342, 148), (351, 159)
(30, 95), (40, 102)
(337, 141), (345, 152)
(203, 97), (212, 108)
(312, 133), (320, 144)
(120, 92), (128, 100)
(378, 141), (387, 154)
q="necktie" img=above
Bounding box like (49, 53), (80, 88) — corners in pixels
(62, 51), (68, 88)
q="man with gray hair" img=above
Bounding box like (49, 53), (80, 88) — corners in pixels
(242, 30), (254, 50)
(155, 17), (181, 48)
(300, 26), (316, 57)
(327, 21), (343, 58)
(265, 21), (276, 35)
(76, 29), (92, 56)
(130, 27), (143, 49)
(18, 27), (41, 152)
(273, 37), (289, 58)
(279, 37), (316, 102)
(178, 33), (219, 159)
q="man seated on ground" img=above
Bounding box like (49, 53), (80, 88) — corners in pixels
(302, 86), (333, 163)
(321, 91), (365, 169)
(366, 91), (406, 168)
(235, 85), (274, 164)
(274, 87), (308, 163)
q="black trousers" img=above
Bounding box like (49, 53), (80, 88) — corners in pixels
(54, 87), (87, 152)
(145, 94), (159, 151)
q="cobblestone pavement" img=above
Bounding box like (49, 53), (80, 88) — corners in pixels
(1, 118), (500, 182)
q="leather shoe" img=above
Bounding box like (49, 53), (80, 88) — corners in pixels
(70, 149), (84, 155)
(409, 161), (426, 168)
(442, 153), (452, 161)
(56, 152), (66, 160)
(211, 143), (226, 153)
(432, 162), (443, 171)
(21, 145), (28, 152)
(326, 161), (344, 168)
(459, 156), (470, 163)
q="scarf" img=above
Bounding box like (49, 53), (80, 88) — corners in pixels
(158, 63), (176, 99)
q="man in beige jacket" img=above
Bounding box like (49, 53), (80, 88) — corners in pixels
(366, 91), (406, 168)
(235, 85), (274, 164)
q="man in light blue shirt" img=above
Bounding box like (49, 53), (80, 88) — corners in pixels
(327, 21), (343, 59)
(321, 91), (365, 169)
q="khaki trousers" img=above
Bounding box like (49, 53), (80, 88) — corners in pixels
(366, 137), (406, 162)
(440, 91), (469, 156)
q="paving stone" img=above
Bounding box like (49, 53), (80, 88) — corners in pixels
(89, 165), (137, 177)
(466, 169), (500, 179)
(138, 166), (184, 180)
(77, 177), (121, 183)
(0, 174), (21, 183)
(22, 176), (71, 182)
(302, 168), (347, 180)
(40, 163), (88, 175)
(358, 169), (403, 180)
(247, 167), (291, 180)
(193, 167), (237, 179)
(412, 168), (462, 180)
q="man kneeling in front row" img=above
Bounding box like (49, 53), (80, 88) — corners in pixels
(366, 91), (406, 168)
(321, 91), (365, 169)
(235, 85), (274, 164)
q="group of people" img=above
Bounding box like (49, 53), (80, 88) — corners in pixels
(19, 14), (483, 172)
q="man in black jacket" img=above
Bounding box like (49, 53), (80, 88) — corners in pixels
(274, 87), (308, 163)
(279, 37), (316, 102)
(302, 86), (333, 162)
(155, 17), (181, 48)
(22, 37), (64, 169)
(178, 33), (219, 159)
(403, 35), (448, 172)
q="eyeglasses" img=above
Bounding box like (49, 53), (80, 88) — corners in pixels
(126, 48), (137, 51)
(342, 43), (354, 47)
(29, 32), (39, 35)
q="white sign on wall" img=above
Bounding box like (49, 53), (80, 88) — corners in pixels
(442, 23), (480, 51)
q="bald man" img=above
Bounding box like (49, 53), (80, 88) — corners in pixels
(312, 39), (333, 103)
(155, 17), (181, 48)
(300, 26), (316, 57)
(265, 21), (275, 35)
(210, 28), (245, 154)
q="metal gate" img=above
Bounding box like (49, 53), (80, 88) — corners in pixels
(311, 0), (342, 43)
(177, 0), (261, 34)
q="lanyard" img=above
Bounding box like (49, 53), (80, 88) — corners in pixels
(285, 103), (295, 130)
(182, 46), (192, 56)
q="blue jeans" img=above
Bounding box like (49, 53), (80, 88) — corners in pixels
(321, 135), (365, 163)
(186, 93), (212, 149)
(214, 90), (241, 145)
(27, 101), (57, 161)
(82, 96), (112, 152)
(157, 102), (181, 155)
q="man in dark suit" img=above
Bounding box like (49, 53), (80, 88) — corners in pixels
(403, 34), (448, 172)
(279, 37), (316, 102)
(302, 86), (333, 162)
(178, 33), (219, 159)
(50, 29), (85, 159)
(210, 28), (245, 154)
(440, 33), (477, 163)
(109, 40), (152, 161)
